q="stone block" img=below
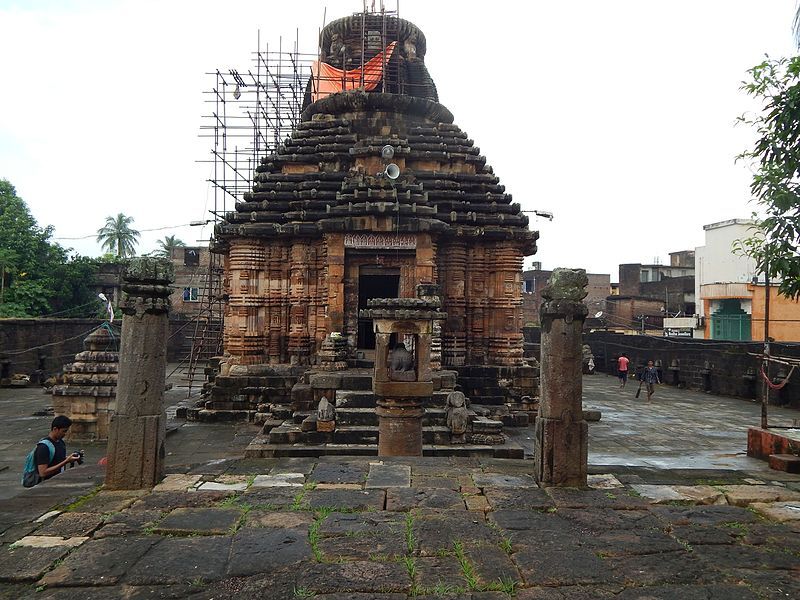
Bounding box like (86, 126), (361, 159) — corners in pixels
(341, 373), (373, 390)
(749, 501), (800, 522)
(39, 537), (158, 587)
(583, 409), (602, 422)
(631, 485), (725, 506)
(227, 529), (311, 576)
(125, 535), (231, 585)
(769, 454), (800, 473)
(251, 473), (305, 487)
(722, 485), (800, 507)
(309, 372), (343, 389)
(365, 463), (411, 488)
(0, 545), (72, 582)
(154, 508), (242, 535)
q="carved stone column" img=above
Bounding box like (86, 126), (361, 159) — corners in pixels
(363, 294), (444, 457)
(534, 268), (588, 488)
(105, 258), (173, 490)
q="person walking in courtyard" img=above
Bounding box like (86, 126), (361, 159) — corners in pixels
(642, 359), (661, 401)
(617, 353), (630, 389)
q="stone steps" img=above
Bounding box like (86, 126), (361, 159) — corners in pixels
(187, 408), (256, 422)
(335, 407), (449, 426)
(334, 389), (452, 409)
(245, 435), (523, 459)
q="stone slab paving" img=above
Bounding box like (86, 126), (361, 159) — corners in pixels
(367, 462), (412, 488)
(0, 460), (798, 597)
(583, 373), (800, 472)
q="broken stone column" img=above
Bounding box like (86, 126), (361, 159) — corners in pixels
(52, 326), (119, 442)
(534, 268), (589, 488)
(105, 258), (174, 490)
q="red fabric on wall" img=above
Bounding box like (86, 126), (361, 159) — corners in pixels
(311, 41), (397, 102)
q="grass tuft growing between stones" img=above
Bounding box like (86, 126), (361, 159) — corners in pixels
(142, 510), (170, 535)
(415, 583), (467, 597)
(482, 575), (518, 595)
(291, 489), (307, 511)
(453, 540), (519, 595)
(453, 541), (478, 589)
(405, 511), (416, 555)
(487, 519), (514, 555)
(229, 506), (251, 534)
(308, 507), (334, 562)
(63, 485), (103, 511)
(217, 494), (242, 508)
(293, 585), (317, 598)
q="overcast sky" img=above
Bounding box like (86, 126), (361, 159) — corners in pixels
(0, 0), (796, 279)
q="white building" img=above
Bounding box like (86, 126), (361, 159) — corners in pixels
(694, 218), (760, 340)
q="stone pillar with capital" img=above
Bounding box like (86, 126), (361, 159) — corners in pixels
(363, 290), (444, 457)
(105, 257), (174, 490)
(534, 268), (589, 487)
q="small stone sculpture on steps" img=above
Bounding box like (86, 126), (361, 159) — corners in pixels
(445, 390), (469, 443)
(317, 396), (335, 432)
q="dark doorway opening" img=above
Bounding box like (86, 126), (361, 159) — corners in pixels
(358, 270), (400, 349)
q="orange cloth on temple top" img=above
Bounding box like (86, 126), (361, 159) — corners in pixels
(311, 41), (397, 102)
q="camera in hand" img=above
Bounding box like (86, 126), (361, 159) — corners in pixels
(70, 450), (85, 468)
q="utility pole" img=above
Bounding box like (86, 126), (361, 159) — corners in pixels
(761, 262), (770, 429)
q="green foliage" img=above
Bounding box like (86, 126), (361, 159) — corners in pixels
(0, 179), (100, 317)
(736, 56), (800, 299)
(156, 234), (186, 258)
(96, 213), (140, 258)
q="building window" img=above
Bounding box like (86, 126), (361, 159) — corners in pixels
(183, 287), (199, 302)
(184, 248), (200, 266)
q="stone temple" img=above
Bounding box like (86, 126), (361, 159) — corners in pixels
(204, 12), (539, 456)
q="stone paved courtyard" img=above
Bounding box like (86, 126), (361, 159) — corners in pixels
(1, 457), (799, 599)
(583, 374), (800, 473)
(1, 376), (799, 598)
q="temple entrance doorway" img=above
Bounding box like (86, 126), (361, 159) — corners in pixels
(358, 266), (400, 350)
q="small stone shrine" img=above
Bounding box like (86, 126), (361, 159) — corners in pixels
(361, 293), (442, 456)
(204, 10), (539, 456)
(51, 326), (119, 442)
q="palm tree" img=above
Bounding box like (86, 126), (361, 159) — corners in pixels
(96, 213), (140, 258)
(156, 234), (186, 258)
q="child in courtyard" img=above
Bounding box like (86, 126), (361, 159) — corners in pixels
(641, 360), (661, 401)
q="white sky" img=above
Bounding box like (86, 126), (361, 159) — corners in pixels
(0, 0), (796, 280)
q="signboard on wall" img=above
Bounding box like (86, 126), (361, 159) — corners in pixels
(344, 233), (417, 250)
(664, 328), (693, 338)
